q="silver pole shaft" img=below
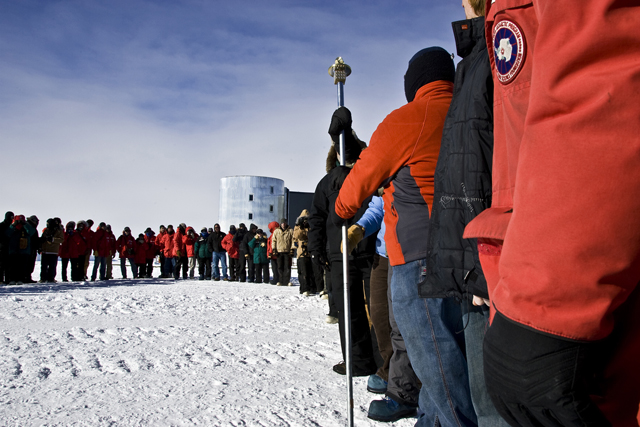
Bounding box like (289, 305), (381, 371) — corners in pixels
(337, 81), (354, 427)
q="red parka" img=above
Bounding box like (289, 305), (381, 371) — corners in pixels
(161, 231), (175, 258)
(116, 234), (136, 259)
(184, 227), (196, 257)
(105, 231), (116, 257)
(173, 228), (185, 258)
(461, 0), (640, 423)
(134, 240), (148, 265)
(93, 228), (110, 256)
(144, 233), (157, 259)
(221, 233), (239, 259)
(69, 232), (87, 258)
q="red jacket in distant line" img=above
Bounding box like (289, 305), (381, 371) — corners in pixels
(116, 234), (136, 259)
(221, 233), (239, 259)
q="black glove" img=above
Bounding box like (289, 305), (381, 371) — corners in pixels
(483, 311), (609, 427)
(311, 252), (331, 272)
(328, 106), (352, 142)
(330, 207), (347, 228)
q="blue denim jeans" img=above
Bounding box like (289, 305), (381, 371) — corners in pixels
(462, 304), (510, 427)
(164, 257), (175, 278)
(212, 252), (228, 279)
(390, 259), (477, 427)
(91, 255), (107, 280)
(120, 258), (137, 279)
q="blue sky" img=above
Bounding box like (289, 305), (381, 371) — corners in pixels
(0, 0), (464, 235)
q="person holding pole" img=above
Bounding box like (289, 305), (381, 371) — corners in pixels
(332, 47), (477, 427)
(308, 116), (378, 378)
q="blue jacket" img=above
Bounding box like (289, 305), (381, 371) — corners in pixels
(356, 196), (387, 258)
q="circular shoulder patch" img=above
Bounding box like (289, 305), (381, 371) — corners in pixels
(492, 20), (526, 84)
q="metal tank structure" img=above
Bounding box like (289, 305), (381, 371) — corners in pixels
(218, 176), (286, 234)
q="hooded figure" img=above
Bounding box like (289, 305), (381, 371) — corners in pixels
(221, 225), (240, 281)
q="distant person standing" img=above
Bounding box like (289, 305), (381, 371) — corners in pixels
(116, 227), (136, 279)
(59, 221), (75, 282)
(105, 224), (116, 279)
(91, 222), (108, 282)
(207, 223), (228, 281)
(266, 221), (280, 285)
(4, 215), (36, 285)
(70, 221), (89, 282)
(272, 219), (294, 286)
(222, 225), (239, 281)
(195, 227), (212, 280)
(292, 210), (313, 295)
(0, 211), (14, 284)
(25, 215), (40, 283)
(248, 229), (270, 283)
(40, 218), (64, 283)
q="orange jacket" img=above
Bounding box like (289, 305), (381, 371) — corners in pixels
(335, 80), (453, 266)
(462, 0), (640, 422)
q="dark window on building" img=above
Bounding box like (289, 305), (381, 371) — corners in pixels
(270, 186), (274, 194)
(249, 194), (254, 201)
(248, 213), (253, 220)
(269, 205), (274, 212)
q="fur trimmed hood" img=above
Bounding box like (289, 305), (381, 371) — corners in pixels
(325, 130), (367, 173)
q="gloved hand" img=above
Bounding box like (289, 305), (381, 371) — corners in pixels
(311, 252), (331, 272)
(341, 224), (364, 255)
(330, 206), (348, 227)
(483, 311), (609, 427)
(328, 106), (353, 143)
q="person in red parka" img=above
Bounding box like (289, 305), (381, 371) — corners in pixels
(90, 222), (109, 281)
(70, 221), (89, 282)
(155, 225), (167, 277)
(461, 1), (640, 425)
(58, 221), (75, 282)
(134, 234), (148, 278)
(173, 223), (188, 280)
(161, 225), (175, 277)
(143, 228), (156, 278)
(105, 224), (116, 280)
(221, 225), (239, 282)
(116, 227), (136, 279)
(185, 226), (197, 279)
(82, 219), (95, 280)
(267, 221), (280, 285)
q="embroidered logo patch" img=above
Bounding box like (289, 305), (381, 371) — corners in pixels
(493, 20), (526, 84)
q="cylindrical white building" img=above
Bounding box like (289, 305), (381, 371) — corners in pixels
(218, 176), (286, 234)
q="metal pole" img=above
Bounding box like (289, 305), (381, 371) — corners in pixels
(328, 57), (353, 427)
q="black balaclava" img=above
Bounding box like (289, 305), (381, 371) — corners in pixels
(404, 47), (455, 103)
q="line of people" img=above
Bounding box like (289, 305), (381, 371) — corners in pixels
(1, 213), (327, 299)
(307, 0), (640, 425)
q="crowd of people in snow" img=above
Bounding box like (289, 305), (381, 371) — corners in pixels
(0, 212), (326, 296)
(2, 0), (640, 425)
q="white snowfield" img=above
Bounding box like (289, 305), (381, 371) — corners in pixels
(0, 266), (415, 426)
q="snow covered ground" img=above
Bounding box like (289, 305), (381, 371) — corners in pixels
(0, 262), (415, 426)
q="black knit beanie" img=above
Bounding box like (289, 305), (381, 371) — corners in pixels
(404, 47), (455, 103)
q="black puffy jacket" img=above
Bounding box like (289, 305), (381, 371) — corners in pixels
(308, 165), (377, 263)
(421, 16), (493, 300)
